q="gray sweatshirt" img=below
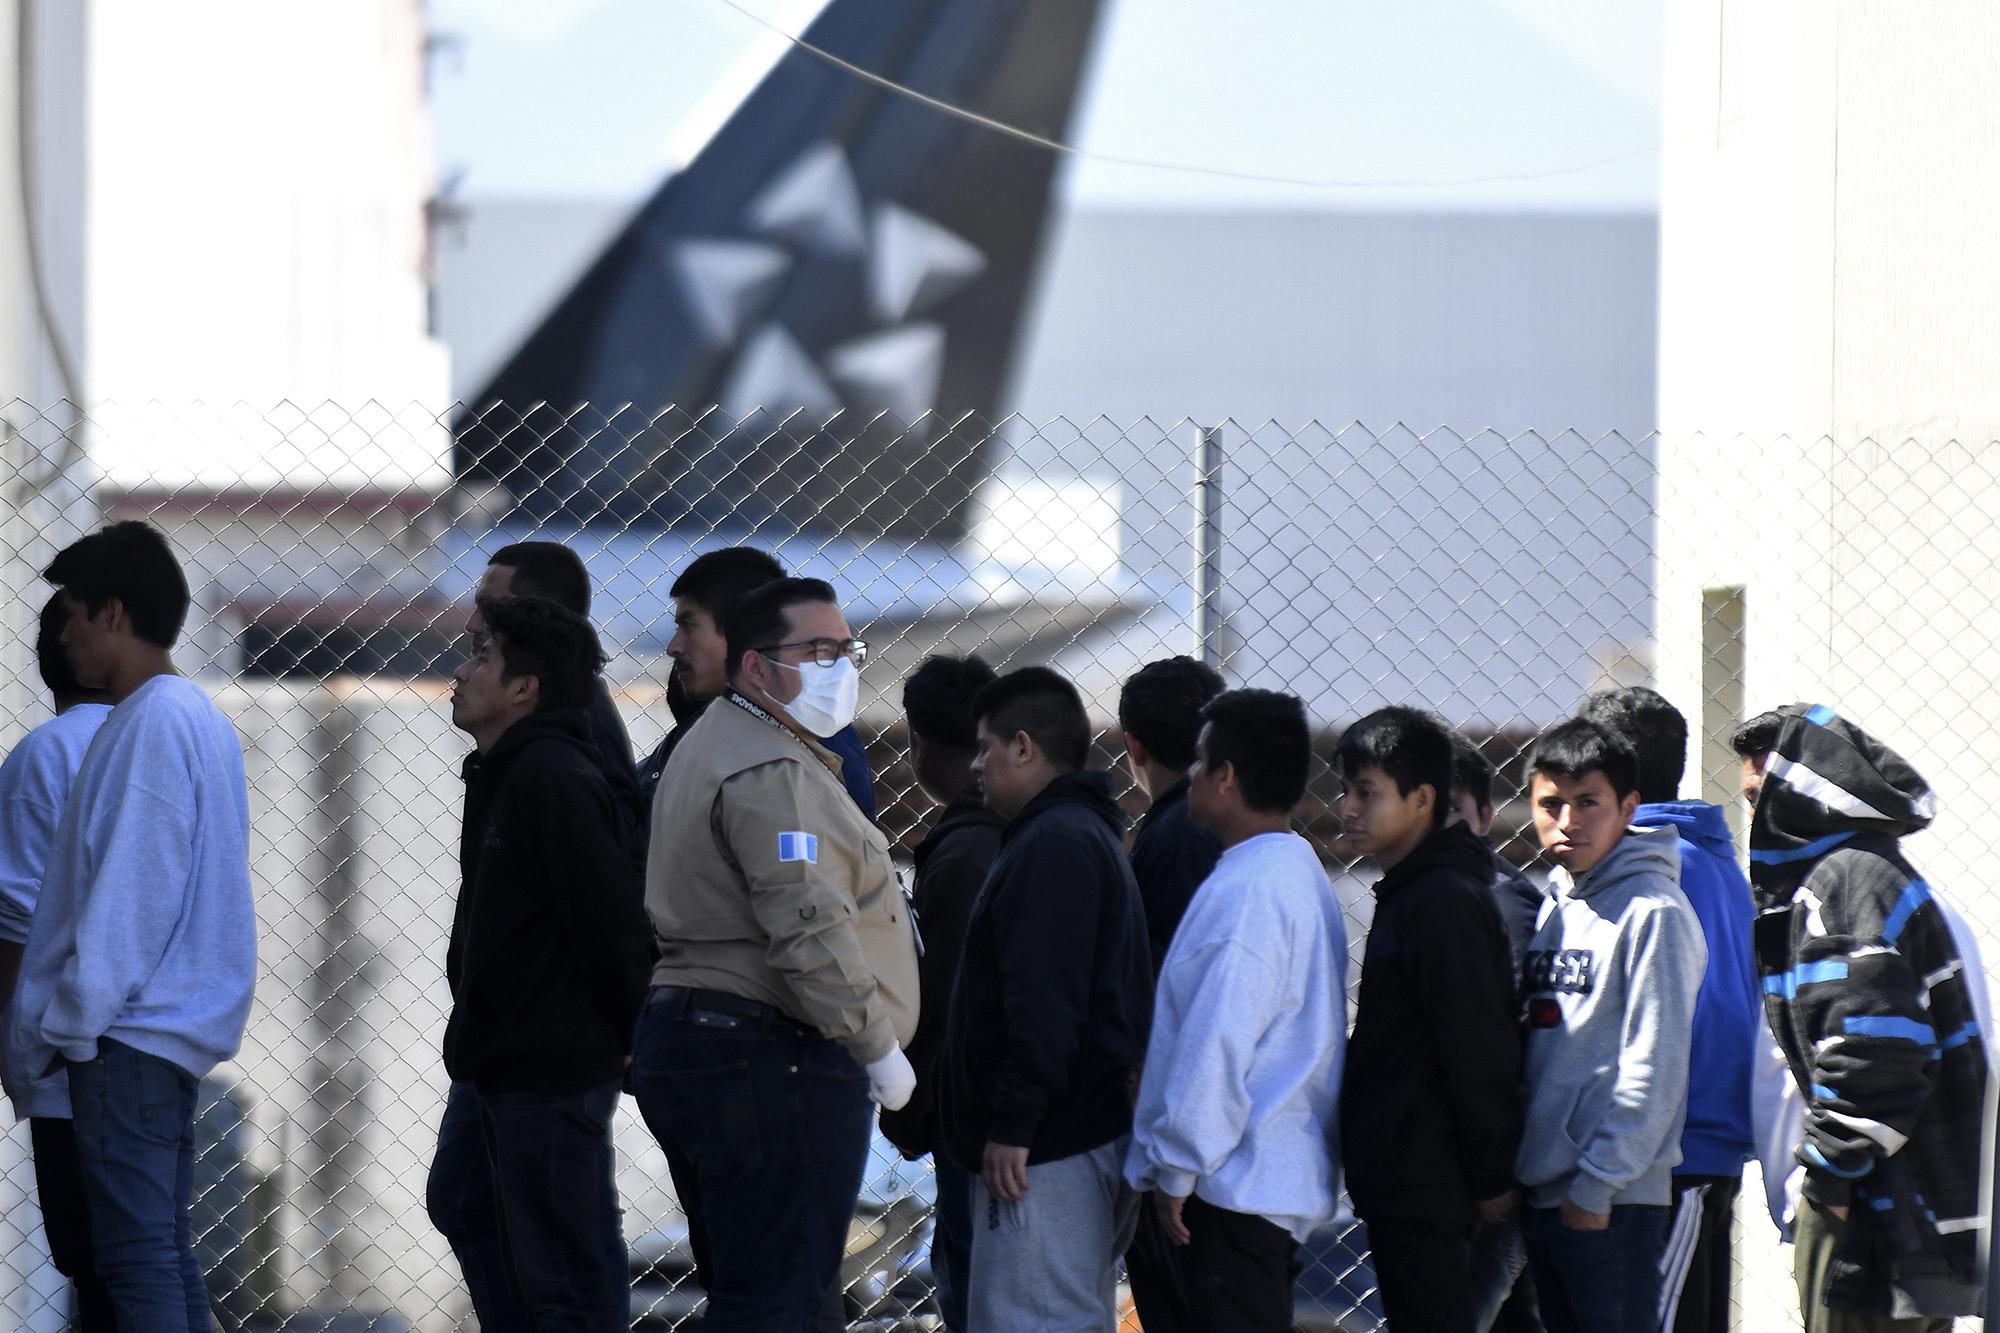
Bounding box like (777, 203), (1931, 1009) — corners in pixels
(1515, 824), (1706, 1213)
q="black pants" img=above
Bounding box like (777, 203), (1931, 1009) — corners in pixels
(30, 1117), (116, 1332)
(1367, 1214), (1475, 1333)
(1125, 1195), (1299, 1333)
(1661, 1175), (1739, 1333)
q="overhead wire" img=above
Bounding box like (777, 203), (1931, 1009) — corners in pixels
(711, 0), (1660, 192)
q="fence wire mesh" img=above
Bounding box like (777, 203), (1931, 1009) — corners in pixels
(1, 402), (1995, 1332)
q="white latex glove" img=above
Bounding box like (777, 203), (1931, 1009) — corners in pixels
(865, 1048), (917, 1111)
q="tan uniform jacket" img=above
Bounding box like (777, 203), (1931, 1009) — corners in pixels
(645, 693), (918, 1064)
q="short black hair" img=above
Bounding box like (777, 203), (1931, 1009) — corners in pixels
(1449, 731), (1496, 813)
(1528, 717), (1640, 801)
(1334, 706), (1453, 829)
(44, 521), (191, 648)
(1199, 688), (1309, 814)
(672, 546), (786, 619)
(972, 666), (1091, 772)
(722, 577), (838, 681)
(904, 653), (998, 751)
(481, 596), (607, 714)
(1732, 710), (1787, 758)
(1580, 686), (1687, 805)
(1118, 656), (1226, 769)
(36, 592), (97, 700)
(488, 541), (592, 616)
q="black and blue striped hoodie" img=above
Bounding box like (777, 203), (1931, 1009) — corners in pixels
(1750, 704), (1987, 1318)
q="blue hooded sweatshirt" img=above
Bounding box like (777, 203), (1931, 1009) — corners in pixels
(1634, 800), (1759, 1176)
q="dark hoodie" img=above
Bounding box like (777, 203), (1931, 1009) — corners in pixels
(1750, 704), (1987, 1318)
(1342, 821), (1524, 1222)
(1129, 775), (1222, 973)
(939, 771), (1154, 1171)
(879, 787), (1005, 1156)
(445, 710), (654, 1094)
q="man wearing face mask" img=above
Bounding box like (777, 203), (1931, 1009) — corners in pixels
(630, 577), (920, 1331)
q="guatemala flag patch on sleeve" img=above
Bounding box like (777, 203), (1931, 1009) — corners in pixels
(777, 831), (819, 864)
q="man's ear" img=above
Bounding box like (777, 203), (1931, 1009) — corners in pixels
(1010, 728), (1037, 767)
(1619, 789), (1641, 825)
(510, 673), (540, 710)
(1414, 781), (1436, 819)
(99, 596), (127, 633)
(1123, 731), (1150, 770)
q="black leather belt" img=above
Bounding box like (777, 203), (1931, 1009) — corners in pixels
(651, 985), (820, 1040)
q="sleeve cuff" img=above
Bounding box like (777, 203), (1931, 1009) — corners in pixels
(1567, 1170), (1617, 1216)
(986, 1109), (1040, 1148)
(1146, 1166), (1198, 1199)
(842, 1022), (898, 1066)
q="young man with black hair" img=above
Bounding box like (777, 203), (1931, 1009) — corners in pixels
(0, 594), (114, 1330)
(8, 521), (256, 1332)
(434, 596), (654, 1332)
(1580, 687), (1759, 1333)
(1741, 705), (1987, 1331)
(1443, 732), (1545, 1333)
(1516, 718), (1704, 1333)
(1336, 706), (1523, 1333)
(940, 665), (1153, 1331)
(634, 545), (875, 820)
(633, 577), (918, 1330)
(878, 653), (1004, 1333)
(1125, 688), (1347, 1333)
(1730, 710), (1787, 812)
(472, 541), (643, 835)
(1117, 655), (1225, 969)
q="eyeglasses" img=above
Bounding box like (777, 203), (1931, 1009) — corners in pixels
(758, 637), (869, 668)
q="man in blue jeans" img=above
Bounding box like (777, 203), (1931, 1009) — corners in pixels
(1515, 719), (1705, 1333)
(431, 597), (654, 1332)
(634, 578), (919, 1331)
(8, 522), (257, 1333)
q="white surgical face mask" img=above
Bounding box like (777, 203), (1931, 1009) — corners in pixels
(766, 655), (860, 737)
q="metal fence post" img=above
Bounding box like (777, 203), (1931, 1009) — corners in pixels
(1192, 423), (1224, 670)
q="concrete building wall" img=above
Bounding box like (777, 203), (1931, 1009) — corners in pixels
(1657, 7), (2000, 1326)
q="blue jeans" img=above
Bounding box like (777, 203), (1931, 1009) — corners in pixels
(930, 1154), (974, 1333)
(478, 1080), (629, 1332)
(630, 988), (873, 1332)
(1469, 1215), (1542, 1331)
(65, 1038), (209, 1332)
(1525, 1204), (1671, 1333)
(428, 1079), (530, 1332)
(29, 1117), (115, 1332)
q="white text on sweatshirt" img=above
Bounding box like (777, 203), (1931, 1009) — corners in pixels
(1515, 824), (1706, 1214)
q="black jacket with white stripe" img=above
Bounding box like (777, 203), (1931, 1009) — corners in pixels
(1750, 704), (1987, 1318)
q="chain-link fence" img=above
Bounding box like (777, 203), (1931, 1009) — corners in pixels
(0, 403), (1994, 1332)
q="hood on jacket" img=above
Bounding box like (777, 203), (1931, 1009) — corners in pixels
(461, 709), (595, 781)
(1750, 704), (1935, 872)
(1634, 800), (1736, 860)
(1002, 770), (1126, 844)
(1374, 820), (1496, 897)
(1554, 823), (1680, 901)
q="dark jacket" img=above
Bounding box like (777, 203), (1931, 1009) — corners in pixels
(939, 771), (1153, 1170)
(1636, 799), (1760, 1178)
(1487, 854), (1544, 981)
(637, 692), (877, 826)
(1129, 776), (1222, 973)
(1751, 704), (1987, 1318)
(586, 680), (646, 854)
(879, 788), (1005, 1156)
(1342, 821), (1524, 1222)
(444, 711), (653, 1094)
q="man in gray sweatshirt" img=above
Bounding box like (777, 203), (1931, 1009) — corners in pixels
(1516, 718), (1705, 1333)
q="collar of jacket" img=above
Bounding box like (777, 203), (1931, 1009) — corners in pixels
(1002, 769), (1124, 843)
(1371, 819), (1495, 899)
(723, 689), (844, 779)
(1137, 775), (1192, 833)
(918, 786), (1005, 858)
(461, 709), (594, 782)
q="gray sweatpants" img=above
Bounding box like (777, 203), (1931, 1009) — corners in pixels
(967, 1137), (1141, 1332)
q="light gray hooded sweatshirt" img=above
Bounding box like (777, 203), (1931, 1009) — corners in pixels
(1515, 824), (1707, 1213)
